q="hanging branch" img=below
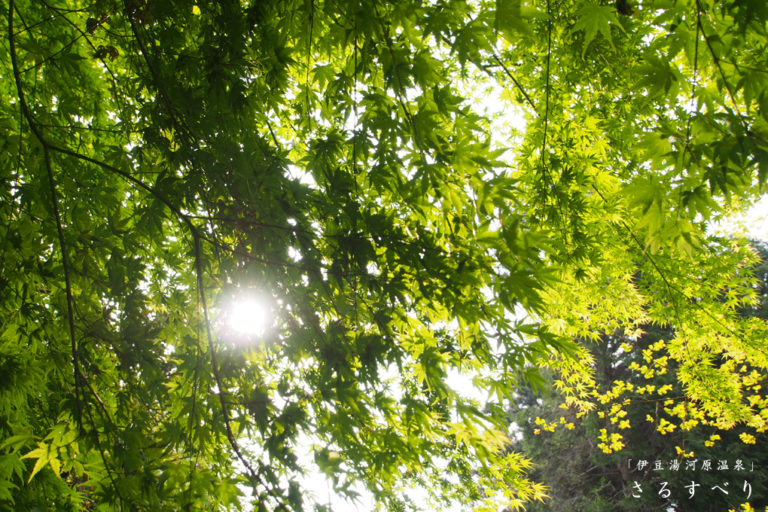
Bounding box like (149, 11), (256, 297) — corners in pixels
(537, 0), (569, 248)
(372, 3), (417, 132)
(18, 32), (86, 74)
(127, 7), (229, 264)
(11, 11), (138, 506)
(588, 182), (744, 390)
(82, 405), (132, 509)
(683, 10), (701, 151)
(8, 0), (83, 435)
(126, 12), (198, 149)
(10, 4), (271, 497)
(183, 276), (205, 509)
(435, 25), (539, 118)
(695, 0), (745, 126)
(540, 0), (552, 163)
(352, 18), (360, 327)
(305, 0), (315, 127)
(192, 234), (266, 488)
(6, 127), (277, 492)
(694, 0), (766, 147)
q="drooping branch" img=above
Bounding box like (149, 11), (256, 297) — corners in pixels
(683, 9), (701, 152)
(9, 3), (273, 499)
(540, 0), (552, 164)
(8, 0), (83, 435)
(693, 0), (767, 148)
(192, 234), (267, 489)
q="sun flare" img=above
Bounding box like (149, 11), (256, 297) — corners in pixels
(225, 295), (270, 338)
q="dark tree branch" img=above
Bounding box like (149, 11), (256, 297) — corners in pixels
(683, 11), (701, 152)
(8, 0), (83, 435)
(540, 0), (552, 165)
(694, 0), (767, 147)
(192, 234), (266, 489)
(491, 54), (538, 115)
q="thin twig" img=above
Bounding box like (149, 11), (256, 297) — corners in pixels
(538, 0), (569, 246)
(18, 30), (86, 74)
(695, 0), (750, 137)
(81, 404), (134, 509)
(372, 2), (415, 130)
(265, 117), (280, 148)
(589, 182), (741, 389)
(184, 248), (205, 509)
(36, 122), (137, 134)
(491, 54), (538, 115)
(125, 6), (202, 154)
(11, 8), (77, 36)
(36, 0), (124, 112)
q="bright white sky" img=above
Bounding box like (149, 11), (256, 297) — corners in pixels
(710, 194), (768, 242)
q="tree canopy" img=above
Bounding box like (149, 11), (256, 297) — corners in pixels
(1, 0), (768, 510)
(515, 272), (768, 511)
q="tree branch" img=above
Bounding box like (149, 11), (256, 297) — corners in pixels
(491, 54), (538, 115)
(8, 0), (83, 435)
(192, 234), (266, 489)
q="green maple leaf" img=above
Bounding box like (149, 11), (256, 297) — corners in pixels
(495, 0), (533, 40)
(572, 3), (624, 57)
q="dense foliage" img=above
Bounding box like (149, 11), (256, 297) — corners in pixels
(515, 249), (768, 510)
(1, 0), (767, 510)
